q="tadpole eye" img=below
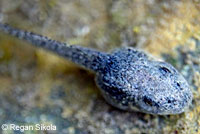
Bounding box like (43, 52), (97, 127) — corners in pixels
(143, 96), (153, 106)
(143, 96), (159, 107)
(159, 66), (171, 74)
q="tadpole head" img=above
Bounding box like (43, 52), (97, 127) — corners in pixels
(137, 61), (193, 115)
(96, 55), (192, 115)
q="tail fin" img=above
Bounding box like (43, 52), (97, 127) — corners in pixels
(0, 23), (108, 72)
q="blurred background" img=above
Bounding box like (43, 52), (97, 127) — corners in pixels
(0, 0), (200, 134)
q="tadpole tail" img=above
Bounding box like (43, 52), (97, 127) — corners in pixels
(0, 23), (108, 72)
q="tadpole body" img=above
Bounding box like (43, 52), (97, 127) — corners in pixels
(0, 23), (192, 115)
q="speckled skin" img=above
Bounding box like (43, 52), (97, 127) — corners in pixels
(0, 23), (192, 115)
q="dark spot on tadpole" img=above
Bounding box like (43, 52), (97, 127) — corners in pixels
(177, 83), (180, 87)
(167, 98), (176, 104)
(176, 82), (184, 90)
(168, 100), (171, 103)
